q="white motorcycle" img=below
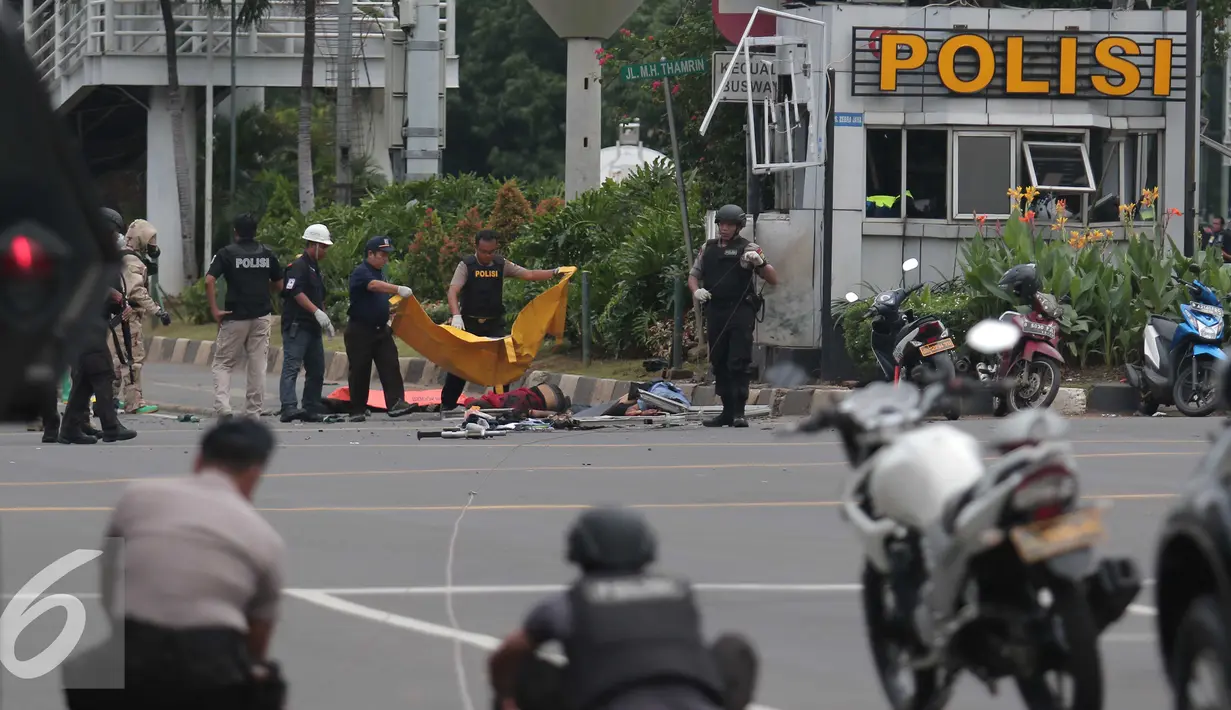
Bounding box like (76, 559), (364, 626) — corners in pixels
(793, 320), (1141, 710)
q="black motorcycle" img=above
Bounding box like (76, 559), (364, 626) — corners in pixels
(845, 258), (961, 420)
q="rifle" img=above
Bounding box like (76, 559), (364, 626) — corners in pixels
(107, 311), (135, 384)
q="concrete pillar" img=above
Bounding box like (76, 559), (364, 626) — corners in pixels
(356, 89), (394, 183)
(564, 38), (601, 199)
(146, 86), (198, 296)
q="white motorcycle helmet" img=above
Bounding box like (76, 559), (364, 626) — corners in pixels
(303, 224), (332, 245)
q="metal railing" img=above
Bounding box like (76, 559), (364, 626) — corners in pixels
(20, 0), (405, 88)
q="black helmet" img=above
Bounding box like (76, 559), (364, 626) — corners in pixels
(715, 204), (746, 228)
(566, 506), (657, 573)
(100, 207), (124, 233)
(998, 263), (1041, 301)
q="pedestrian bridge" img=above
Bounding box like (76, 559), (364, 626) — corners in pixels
(22, 0), (402, 111)
(16, 0), (444, 295)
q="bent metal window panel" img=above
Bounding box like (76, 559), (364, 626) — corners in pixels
(851, 27), (1186, 101)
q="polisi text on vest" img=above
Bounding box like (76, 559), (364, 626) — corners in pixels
(236, 257), (272, 269)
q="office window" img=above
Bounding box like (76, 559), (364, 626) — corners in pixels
(954, 132), (1015, 219)
(905, 129), (947, 219)
(865, 129), (903, 218)
(1023, 142), (1095, 193)
(865, 128), (948, 219)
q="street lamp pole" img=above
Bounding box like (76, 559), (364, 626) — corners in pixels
(1183, 0), (1198, 255)
(229, 0), (238, 203)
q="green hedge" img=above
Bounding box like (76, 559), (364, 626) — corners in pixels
(168, 162), (702, 359)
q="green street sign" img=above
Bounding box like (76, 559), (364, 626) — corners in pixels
(620, 57), (708, 83)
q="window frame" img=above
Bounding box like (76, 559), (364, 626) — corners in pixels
(864, 127), (908, 221)
(1022, 141), (1097, 194)
(952, 130), (1016, 221)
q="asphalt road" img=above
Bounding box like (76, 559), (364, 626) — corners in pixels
(0, 394), (1218, 710)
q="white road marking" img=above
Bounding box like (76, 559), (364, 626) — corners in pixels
(291, 583), (865, 596)
(1129, 604), (1158, 617)
(286, 589), (789, 710)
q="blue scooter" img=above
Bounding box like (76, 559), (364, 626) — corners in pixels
(1125, 265), (1228, 417)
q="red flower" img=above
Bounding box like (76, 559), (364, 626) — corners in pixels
(593, 46), (603, 56)
(652, 80), (662, 90)
(647, 35), (654, 41)
(599, 56), (608, 65)
(671, 83), (681, 96)
(619, 28), (632, 37)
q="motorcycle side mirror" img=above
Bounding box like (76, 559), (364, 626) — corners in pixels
(966, 319), (1021, 355)
(844, 292), (859, 303)
(902, 258), (919, 273)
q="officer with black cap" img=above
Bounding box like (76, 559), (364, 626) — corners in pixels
(343, 236), (416, 421)
(688, 205), (779, 428)
(488, 506), (759, 710)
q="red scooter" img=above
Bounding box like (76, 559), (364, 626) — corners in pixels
(977, 290), (1068, 416)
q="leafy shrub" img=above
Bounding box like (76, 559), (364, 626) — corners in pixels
(961, 187), (1228, 367)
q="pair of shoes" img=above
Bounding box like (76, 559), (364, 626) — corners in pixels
(702, 414), (749, 428)
(348, 413), (367, 423)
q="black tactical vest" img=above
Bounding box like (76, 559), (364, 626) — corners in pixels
(564, 574), (725, 710)
(460, 254), (505, 318)
(699, 237), (755, 308)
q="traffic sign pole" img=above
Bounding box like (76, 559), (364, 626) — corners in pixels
(659, 59), (706, 357)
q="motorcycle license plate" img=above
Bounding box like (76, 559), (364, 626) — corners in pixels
(920, 338), (955, 356)
(1009, 507), (1104, 564)
(1020, 321), (1058, 339)
(1190, 302), (1224, 317)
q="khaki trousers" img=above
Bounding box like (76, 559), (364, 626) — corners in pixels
(211, 316), (272, 417)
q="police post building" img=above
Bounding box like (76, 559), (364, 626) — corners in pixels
(713, 4), (1194, 371)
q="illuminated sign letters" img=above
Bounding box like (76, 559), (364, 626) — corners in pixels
(876, 31), (1176, 98)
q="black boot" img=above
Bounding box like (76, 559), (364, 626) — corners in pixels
(41, 414), (60, 444)
(100, 423), (137, 442)
(730, 381), (750, 428)
(280, 407), (306, 423)
(82, 421), (102, 438)
(58, 418), (97, 445)
(704, 390), (734, 427)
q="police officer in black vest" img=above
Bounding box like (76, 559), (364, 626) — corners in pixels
(440, 229), (563, 411)
(488, 506), (759, 710)
(688, 205), (779, 428)
(60, 279), (138, 444)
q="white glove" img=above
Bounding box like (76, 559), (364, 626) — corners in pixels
(397, 285), (412, 298)
(742, 248), (766, 268)
(314, 309), (335, 337)
(450, 314), (465, 330)
(694, 288), (711, 303)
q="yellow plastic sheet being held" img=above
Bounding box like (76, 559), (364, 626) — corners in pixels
(389, 266), (577, 386)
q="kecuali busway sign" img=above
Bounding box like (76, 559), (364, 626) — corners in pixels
(850, 27), (1187, 101)
(712, 51), (776, 104)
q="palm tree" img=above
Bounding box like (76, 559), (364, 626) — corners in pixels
(158, 0), (274, 282)
(298, 0), (316, 213)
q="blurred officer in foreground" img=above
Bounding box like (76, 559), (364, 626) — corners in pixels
(344, 236), (416, 421)
(64, 418), (287, 709)
(689, 205), (778, 429)
(279, 223), (333, 423)
(488, 506), (759, 710)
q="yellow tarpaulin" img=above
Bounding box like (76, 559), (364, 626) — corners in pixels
(389, 266), (577, 386)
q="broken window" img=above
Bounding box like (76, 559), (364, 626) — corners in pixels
(1122, 131), (1162, 219)
(865, 129), (903, 218)
(954, 132), (1014, 219)
(1089, 130), (1123, 222)
(1023, 142), (1095, 193)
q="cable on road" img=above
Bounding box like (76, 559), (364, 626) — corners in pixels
(442, 426), (596, 710)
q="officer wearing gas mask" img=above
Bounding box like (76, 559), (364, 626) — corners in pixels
(688, 205), (779, 428)
(114, 217), (171, 414)
(488, 506), (759, 710)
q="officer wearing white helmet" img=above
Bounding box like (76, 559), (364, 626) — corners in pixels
(278, 224), (333, 422)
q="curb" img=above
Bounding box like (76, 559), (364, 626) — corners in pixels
(144, 335), (1115, 418)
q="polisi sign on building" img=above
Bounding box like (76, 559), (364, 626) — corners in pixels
(711, 50), (776, 103)
(851, 27), (1187, 101)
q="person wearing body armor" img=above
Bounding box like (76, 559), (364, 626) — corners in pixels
(278, 224), (333, 423)
(688, 205), (779, 428)
(112, 217), (171, 414)
(439, 230), (564, 411)
(206, 214), (284, 419)
(488, 506), (760, 710)
(59, 243), (138, 444)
